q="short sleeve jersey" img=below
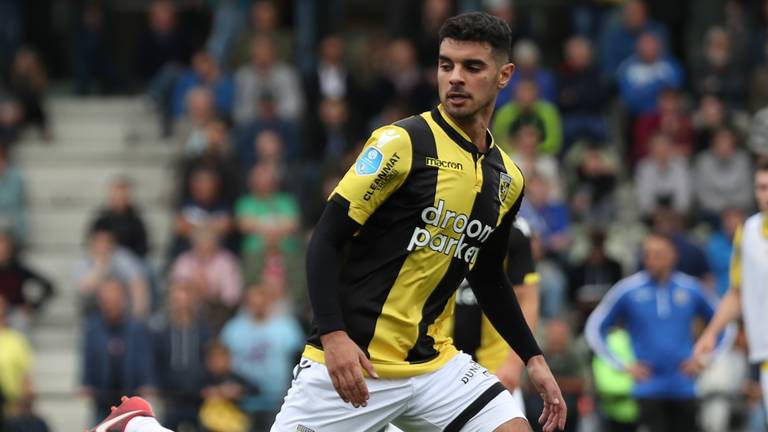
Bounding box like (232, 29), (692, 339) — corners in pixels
(303, 105), (526, 378)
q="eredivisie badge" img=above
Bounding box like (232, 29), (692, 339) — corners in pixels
(355, 147), (384, 176)
(499, 172), (512, 202)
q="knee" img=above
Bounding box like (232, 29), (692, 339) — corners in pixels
(493, 417), (532, 432)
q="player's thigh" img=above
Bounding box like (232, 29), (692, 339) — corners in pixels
(271, 358), (411, 432)
(761, 367), (768, 423)
(396, 353), (526, 432)
(492, 418), (532, 432)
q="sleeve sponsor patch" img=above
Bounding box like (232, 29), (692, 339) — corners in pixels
(355, 147), (384, 176)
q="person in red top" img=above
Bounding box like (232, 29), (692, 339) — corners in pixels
(632, 88), (693, 165)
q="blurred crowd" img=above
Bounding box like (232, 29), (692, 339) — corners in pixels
(2, 0), (768, 431)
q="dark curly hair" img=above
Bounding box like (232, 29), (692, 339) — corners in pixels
(438, 12), (512, 62)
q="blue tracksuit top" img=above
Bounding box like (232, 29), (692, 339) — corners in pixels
(586, 271), (729, 399)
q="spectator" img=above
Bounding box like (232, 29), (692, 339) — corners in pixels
(693, 127), (753, 222)
(591, 329), (639, 432)
(139, 0), (193, 135)
(519, 173), (571, 258)
(178, 117), (243, 207)
(303, 35), (360, 116)
(706, 208), (744, 298)
(199, 341), (256, 432)
(566, 141), (619, 225)
(692, 26), (748, 109)
(0, 100), (22, 147)
(0, 231), (54, 333)
(170, 227), (242, 309)
(234, 92), (300, 165)
(171, 51), (235, 119)
(693, 94), (731, 154)
(303, 97), (360, 164)
(91, 177), (150, 259)
(749, 104), (768, 156)
(632, 89), (693, 164)
(0, 146), (27, 244)
(236, 163), (300, 287)
(586, 233), (732, 432)
(527, 319), (588, 432)
(175, 86), (216, 156)
(496, 39), (558, 108)
(3, 393), (50, 432)
(568, 230), (623, 331)
(0, 295), (31, 418)
(493, 79), (563, 156)
(74, 223), (149, 319)
(617, 32), (684, 115)
(557, 36), (608, 146)
(415, 0), (454, 67)
(171, 167), (233, 257)
(82, 279), (155, 421)
(651, 207), (711, 283)
(152, 281), (211, 431)
(508, 124), (563, 200)
(634, 133), (692, 217)
(233, 35), (304, 126)
(9, 48), (49, 139)
(71, 3), (117, 95)
(229, 0), (293, 67)
(529, 232), (568, 321)
(598, 0), (670, 77)
(221, 284), (303, 430)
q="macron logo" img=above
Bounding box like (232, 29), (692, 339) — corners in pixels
(376, 129), (400, 148)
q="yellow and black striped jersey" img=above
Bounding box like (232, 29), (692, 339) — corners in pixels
(450, 219), (538, 373)
(303, 105), (525, 378)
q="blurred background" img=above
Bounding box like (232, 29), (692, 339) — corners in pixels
(1, 0), (767, 431)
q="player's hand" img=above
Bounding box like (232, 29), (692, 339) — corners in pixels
(527, 355), (567, 432)
(693, 330), (717, 361)
(680, 356), (705, 376)
(321, 330), (379, 408)
(625, 363), (651, 381)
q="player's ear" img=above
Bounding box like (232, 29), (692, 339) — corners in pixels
(498, 62), (515, 89)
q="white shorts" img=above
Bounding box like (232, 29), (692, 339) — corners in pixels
(271, 353), (526, 432)
(761, 364), (768, 421)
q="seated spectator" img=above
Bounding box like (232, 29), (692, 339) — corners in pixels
(565, 140), (619, 225)
(0, 100), (22, 147)
(175, 86), (216, 156)
(651, 207), (711, 281)
(693, 127), (753, 222)
(508, 124), (563, 200)
(170, 227), (242, 309)
(0, 146), (27, 244)
(526, 319), (587, 432)
(199, 341), (256, 432)
(632, 89), (693, 164)
(151, 281), (211, 430)
(0, 295), (31, 418)
(568, 230), (623, 331)
(3, 392), (51, 432)
(221, 284), (303, 430)
(171, 167), (234, 257)
(233, 35), (303, 126)
(598, 0), (670, 77)
(496, 39), (558, 108)
(493, 79), (563, 156)
(9, 48), (49, 139)
(692, 26), (748, 110)
(236, 163), (300, 286)
(749, 38), (768, 112)
(229, 0), (293, 67)
(303, 35), (361, 118)
(71, 3), (117, 95)
(617, 31), (683, 115)
(177, 117), (243, 207)
(171, 51), (234, 119)
(519, 173), (571, 258)
(557, 36), (607, 146)
(74, 222), (149, 319)
(234, 93), (300, 165)
(82, 279), (155, 422)
(529, 232), (567, 320)
(139, 0), (193, 135)
(0, 231), (54, 333)
(635, 133), (692, 217)
(693, 94), (732, 154)
(749, 104), (768, 156)
(302, 97), (360, 163)
(91, 177), (149, 260)
(706, 208), (744, 298)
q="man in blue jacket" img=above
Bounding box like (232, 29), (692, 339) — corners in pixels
(586, 233), (732, 432)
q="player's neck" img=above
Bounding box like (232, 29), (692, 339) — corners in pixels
(449, 107), (493, 154)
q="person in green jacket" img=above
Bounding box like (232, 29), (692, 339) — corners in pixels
(592, 329), (639, 432)
(492, 78), (563, 157)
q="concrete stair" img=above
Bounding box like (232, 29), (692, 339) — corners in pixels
(16, 97), (175, 431)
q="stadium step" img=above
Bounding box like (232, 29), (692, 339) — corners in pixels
(18, 96), (176, 432)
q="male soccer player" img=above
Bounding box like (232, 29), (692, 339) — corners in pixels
(271, 11), (565, 432)
(693, 161), (768, 423)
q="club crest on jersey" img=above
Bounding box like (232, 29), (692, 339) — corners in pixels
(499, 172), (512, 202)
(355, 147), (384, 176)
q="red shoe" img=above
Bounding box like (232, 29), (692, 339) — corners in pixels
(88, 395), (155, 432)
